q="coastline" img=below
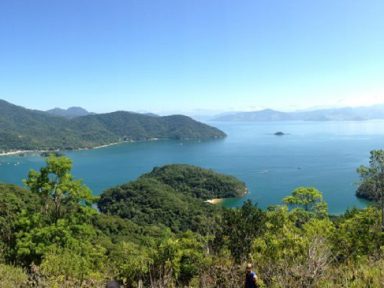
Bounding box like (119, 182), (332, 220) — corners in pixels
(0, 150), (34, 157)
(0, 141), (125, 157)
(0, 137), (173, 157)
(82, 141), (124, 150)
(0, 136), (219, 157)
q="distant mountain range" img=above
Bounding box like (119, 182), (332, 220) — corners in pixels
(46, 107), (94, 119)
(0, 100), (226, 152)
(213, 104), (384, 121)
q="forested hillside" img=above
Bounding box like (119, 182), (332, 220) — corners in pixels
(0, 155), (383, 287)
(140, 164), (247, 199)
(98, 164), (246, 232)
(0, 99), (226, 152)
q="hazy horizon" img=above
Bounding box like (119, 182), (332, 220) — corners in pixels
(3, 98), (384, 119)
(1, 1), (383, 114)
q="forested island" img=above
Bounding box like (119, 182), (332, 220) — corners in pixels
(98, 164), (247, 232)
(0, 99), (226, 153)
(1, 153), (384, 287)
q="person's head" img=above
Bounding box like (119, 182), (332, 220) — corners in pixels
(106, 280), (120, 288)
(246, 263), (253, 273)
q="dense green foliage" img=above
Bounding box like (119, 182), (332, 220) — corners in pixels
(98, 164), (246, 233)
(356, 150), (384, 230)
(283, 187), (328, 219)
(0, 99), (226, 152)
(0, 264), (28, 287)
(356, 150), (384, 201)
(1, 155), (384, 287)
(0, 184), (40, 262)
(141, 164), (247, 199)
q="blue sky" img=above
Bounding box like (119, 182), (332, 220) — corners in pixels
(0, 0), (383, 114)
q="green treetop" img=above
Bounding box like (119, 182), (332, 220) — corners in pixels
(24, 155), (96, 223)
(283, 187), (328, 218)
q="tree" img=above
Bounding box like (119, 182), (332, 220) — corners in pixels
(252, 205), (334, 287)
(109, 241), (153, 287)
(39, 245), (107, 287)
(283, 187), (328, 218)
(24, 155), (96, 223)
(332, 206), (383, 260)
(220, 200), (265, 263)
(15, 155), (99, 265)
(357, 150), (384, 231)
(252, 205), (305, 287)
(0, 184), (39, 262)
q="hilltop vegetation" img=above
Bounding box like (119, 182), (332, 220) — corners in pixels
(98, 164), (246, 232)
(0, 155), (383, 287)
(140, 164), (246, 199)
(0, 99), (226, 152)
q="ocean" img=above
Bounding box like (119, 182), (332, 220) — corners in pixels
(1, 120), (383, 214)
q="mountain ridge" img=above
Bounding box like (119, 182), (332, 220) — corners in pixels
(213, 104), (384, 121)
(46, 107), (94, 119)
(0, 99), (226, 152)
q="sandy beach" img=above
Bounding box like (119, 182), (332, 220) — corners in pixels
(205, 188), (248, 205)
(0, 150), (33, 157)
(205, 198), (224, 205)
(92, 141), (124, 150)
(0, 141), (126, 157)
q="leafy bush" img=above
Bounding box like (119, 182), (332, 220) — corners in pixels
(0, 264), (28, 288)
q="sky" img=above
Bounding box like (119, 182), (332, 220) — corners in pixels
(0, 0), (383, 115)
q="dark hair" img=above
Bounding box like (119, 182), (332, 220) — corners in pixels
(106, 280), (120, 288)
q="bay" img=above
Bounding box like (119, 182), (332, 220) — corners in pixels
(1, 120), (383, 214)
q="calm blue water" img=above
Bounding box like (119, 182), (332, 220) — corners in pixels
(1, 121), (383, 214)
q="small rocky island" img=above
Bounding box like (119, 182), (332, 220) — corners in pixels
(274, 131), (285, 136)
